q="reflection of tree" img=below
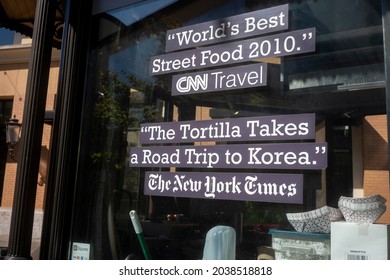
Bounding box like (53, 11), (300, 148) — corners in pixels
(83, 4), (193, 260)
(91, 71), (129, 170)
(91, 71), (165, 161)
(127, 75), (161, 128)
(94, 72), (129, 128)
(91, 70), (165, 194)
(91, 69), (167, 190)
(89, 69), (165, 259)
(88, 70), (131, 259)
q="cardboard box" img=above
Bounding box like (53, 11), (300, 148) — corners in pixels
(269, 229), (330, 260)
(331, 222), (390, 260)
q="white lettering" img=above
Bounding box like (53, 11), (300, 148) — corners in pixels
(147, 173), (171, 193)
(247, 148), (312, 166)
(173, 175), (202, 193)
(151, 54), (196, 74)
(244, 11), (286, 33)
(142, 149), (180, 164)
(246, 119), (310, 138)
(176, 74), (208, 93)
(184, 148), (219, 168)
(244, 176), (297, 197)
(204, 176), (241, 198)
(200, 45), (243, 66)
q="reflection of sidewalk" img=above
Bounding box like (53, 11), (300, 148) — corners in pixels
(0, 236), (41, 260)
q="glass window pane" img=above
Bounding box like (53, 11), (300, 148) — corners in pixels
(72, 0), (384, 260)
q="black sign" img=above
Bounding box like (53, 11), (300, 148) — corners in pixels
(144, 171), (303, 204)
(140, 113), (316, 144)
(138, 5), (322, 205)
(150, 28), (316, 76)
(130, 142), (327, 170)
(166, 4), (289, 52)
(171, 63), (267, 95)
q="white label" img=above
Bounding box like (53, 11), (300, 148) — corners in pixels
(71, 242), (90, 260)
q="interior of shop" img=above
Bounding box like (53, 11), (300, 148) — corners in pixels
(67, 0), (388, 260)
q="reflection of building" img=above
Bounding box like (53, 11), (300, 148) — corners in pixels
(0, 33), (60, 238)
(1, 0), (390, 260)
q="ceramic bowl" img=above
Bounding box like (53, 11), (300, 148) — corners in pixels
(286, 206), (343, 233)
(338, 195), (387, 223)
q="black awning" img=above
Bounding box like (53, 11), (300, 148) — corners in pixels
(0, 0), (65, 49)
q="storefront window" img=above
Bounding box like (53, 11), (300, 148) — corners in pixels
(71, 0), (385, 260)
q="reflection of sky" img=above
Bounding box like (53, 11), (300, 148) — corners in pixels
(108, 0), (177, 26)
(0, 28), (15, 46)
(291, 0), (381, 32)
(185, 1), (244, 25)
(108, 37), (158, 85)
(103, 0), (253, 87)
(106, 0), (178, 86)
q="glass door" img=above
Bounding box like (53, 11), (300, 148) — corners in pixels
(70, 0), (385, 259)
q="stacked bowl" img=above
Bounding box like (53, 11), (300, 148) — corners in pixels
(286, 206), (344, 233)
(338, 194), (387, 223)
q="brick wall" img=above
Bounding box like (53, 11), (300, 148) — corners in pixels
(0, 60), (59, 209)
(363, 115), (390, 224)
